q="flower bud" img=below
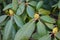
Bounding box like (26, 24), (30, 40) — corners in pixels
(9, 9), (14, 16)
(52, 27), (58, 34)
(34, 13), (39, 20)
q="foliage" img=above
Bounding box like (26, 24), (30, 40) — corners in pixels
(0, 0), (60, 40)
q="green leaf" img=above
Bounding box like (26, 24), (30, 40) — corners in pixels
(0, 0), (2, 3)
(11, 27), (16, 40)
(3, 17), (15, 40)
(16, 3), (25, 15)
(52, 4), (58, 7)
(27, 5), (35, 18)
(38, 9), (50, 15)
(3, 4), (12, 11)
(57, 12), (60, 28)
(6, 26), (16, 40)
(0, 18), (8, 26)
(32, 32), (40, 40)
(54, 38), (57, 40)
(39, 34), (51, 40)
(29, 1), (37, 7)
(26, 0), (30, 2)
(58, 0), (60, 9)
(36, 1), (43, 10)
(3, 0), (6, 7)
(37, 20), (47, 37)
(45, 23), (54, 29)
(40, 16), (56, 23)
(55, 32), (60, 39)
(18, 0), (24, 3)
(12, 0), (18, 11)
(0, 15), (7, 24)
(14, 19), (35, 40)
(21, 13), (27, 22)
(14, 14), (24, 28)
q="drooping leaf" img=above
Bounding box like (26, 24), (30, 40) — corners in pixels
(0, 15), (7, 24)
(37, 20), (47, 37)
(16, 3), (25, 15)
(14, 19), (35, 40)
(55, 32), (60, 39)
(11, 27), (16, 40)
(29, 1), (37, 7)
(12, 0), (18, 11)
(38, 34), (51, 40)
(3, 16), (15, 40)
(27, 5), (35, 18)
(36, 1), (43, 10)
(14, 14), (24, 28)
(45, 23), (54, 29)
(6, 26), (16, 40)
(40, 16), (56, 23)
(3, 4), (12, 11)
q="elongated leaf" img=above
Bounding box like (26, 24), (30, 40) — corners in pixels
(6, 26), (16, 40)
(52, 4), (58, 7)
(14, 19), (35, 40)
(11, 27), (16, 40)
(38, 9), (50, 15)
(45, 23), (54, 29)
(58, 0), (60, 8)
(37, 20), (47, 37)
(12, 0), (18, 11)
(40, 16), (56, 23)
(36, 1), (43, 10)
(27, 5), (35, 18)
(55, 32), (60, 39)
(57, 12), (60, 28)
(3, 4), (12, 11)
(0, 15), (7, 24)
(21, 13), (27, 22)
(29, 1), (37, 7)
(16, 3), (25, 15)
(3, 17), (15, 40)
(39, 34), (51, 40)
(0, 18), (8, 26)
(32, 32), (40, 40)
(26, 0), (30, 2)
(18, 0), (24, 3)
(54, 38), (57, 40)
(14, 14), (24, 28)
